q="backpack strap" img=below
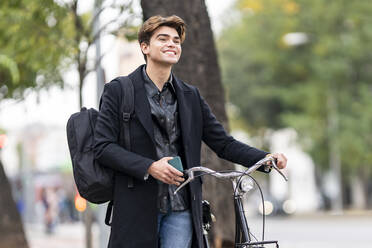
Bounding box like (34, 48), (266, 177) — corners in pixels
(105, 76), (135, 226)
(105, 200), (114, 226)
(117, 76), (135, 189)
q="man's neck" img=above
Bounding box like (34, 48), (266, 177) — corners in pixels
(145, 61), (172, 91)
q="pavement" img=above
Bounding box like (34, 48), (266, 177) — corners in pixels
(25, 211), (372, 248)
(25, 222), (100, 248)
(248, 211), (372, 248)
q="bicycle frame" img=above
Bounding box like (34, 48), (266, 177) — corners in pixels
(232, 178), (279, 248)
(234, 184), (251, 244)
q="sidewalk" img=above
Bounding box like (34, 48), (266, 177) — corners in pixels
(24, 211), (372, 248)
(25, 222), (99, 248)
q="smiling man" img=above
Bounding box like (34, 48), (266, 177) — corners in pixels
(94, 15), (287, 248)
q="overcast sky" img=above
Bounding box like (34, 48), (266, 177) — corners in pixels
(76, 0), (235, 33)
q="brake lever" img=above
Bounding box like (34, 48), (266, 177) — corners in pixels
(174, 169), (194, 195)
(270, 158), (288, 181)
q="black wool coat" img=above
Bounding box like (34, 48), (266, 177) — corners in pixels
(94, 65), (269, 248)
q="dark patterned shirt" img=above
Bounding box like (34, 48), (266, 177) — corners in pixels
(142, 66), (189, 213)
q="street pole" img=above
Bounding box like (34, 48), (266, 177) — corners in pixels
(84, 206), (93, 248)
(94, 1), (110, 248)
(95, 0), (105, 102)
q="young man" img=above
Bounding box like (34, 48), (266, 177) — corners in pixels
(94, 15), (287, 248)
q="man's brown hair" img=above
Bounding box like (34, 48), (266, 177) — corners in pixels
(138, 15), (186, 46)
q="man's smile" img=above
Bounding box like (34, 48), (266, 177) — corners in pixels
(164, 50), (177, 55)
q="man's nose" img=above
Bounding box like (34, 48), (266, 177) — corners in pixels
(166, 40), (176, 47)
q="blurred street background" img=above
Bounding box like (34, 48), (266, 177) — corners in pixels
(24, 212), (372, 248)
(1, 0), (372, 248)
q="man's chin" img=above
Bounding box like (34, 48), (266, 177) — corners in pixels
(159, 59), (179, 66)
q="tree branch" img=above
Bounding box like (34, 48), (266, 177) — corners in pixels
(88, 0), (119, 32)
(89, 0), (135, 44)
(83, 53), (106, 78)
(90, 18), (120, 44)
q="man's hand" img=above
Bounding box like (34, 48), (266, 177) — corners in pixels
(266, 153), (287, 169)
(148, 157), (185, 185)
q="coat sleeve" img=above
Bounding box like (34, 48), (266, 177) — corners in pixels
(94, 81), (155, 180)
(196, 89), (269, 170)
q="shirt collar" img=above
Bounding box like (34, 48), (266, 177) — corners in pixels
(142, 65), (175, 96)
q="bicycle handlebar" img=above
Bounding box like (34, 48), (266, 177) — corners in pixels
(174, 156), (288, 195)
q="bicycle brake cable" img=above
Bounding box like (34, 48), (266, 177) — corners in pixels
(247, 175), (266, 242)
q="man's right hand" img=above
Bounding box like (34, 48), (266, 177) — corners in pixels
(148, 157), (185, 185)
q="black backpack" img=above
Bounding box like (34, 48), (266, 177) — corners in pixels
(66, 76), (134, 223)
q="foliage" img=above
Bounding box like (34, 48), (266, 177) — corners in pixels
(0, 0), (73, 100)
(218, 0), (372, 176)
(0, 0), (138, 105)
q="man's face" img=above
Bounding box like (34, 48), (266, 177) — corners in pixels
(141, 26), (182, 65)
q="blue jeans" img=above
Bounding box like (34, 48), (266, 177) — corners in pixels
(157, 209), (193, 248)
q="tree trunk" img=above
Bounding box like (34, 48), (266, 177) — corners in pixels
(350, 171), (368, 209)
(0, 158), (29, 248)
(140, 1), (235, 246)
(327, 93), (343, 212)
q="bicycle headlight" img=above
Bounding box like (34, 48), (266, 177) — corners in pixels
(239, 177), (255, 193)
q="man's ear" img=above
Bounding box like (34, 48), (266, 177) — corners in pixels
(140, 42), (149, 55)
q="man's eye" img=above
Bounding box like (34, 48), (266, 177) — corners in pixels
(159, 38), (167, 41)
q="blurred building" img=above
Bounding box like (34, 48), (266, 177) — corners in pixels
(233, 128), (320, 215)
(270, 128), (320, 213)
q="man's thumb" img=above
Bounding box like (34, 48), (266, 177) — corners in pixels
(163, 156), (174, 162)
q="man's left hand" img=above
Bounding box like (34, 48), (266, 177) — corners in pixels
(267, 153), (287, 169)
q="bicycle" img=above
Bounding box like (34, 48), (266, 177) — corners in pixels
(174, 156), (288, 248)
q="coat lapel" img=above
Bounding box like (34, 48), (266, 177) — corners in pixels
(129, 66), (155, 145)
(173, 76), (192, 151)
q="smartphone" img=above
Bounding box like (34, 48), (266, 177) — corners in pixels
(168, 156), (184, 172)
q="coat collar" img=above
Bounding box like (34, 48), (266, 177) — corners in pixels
(128, 64), (192, 148)
(141, 65), (176, 96)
